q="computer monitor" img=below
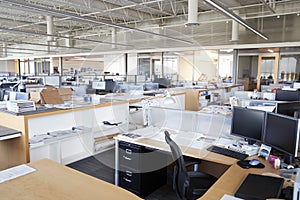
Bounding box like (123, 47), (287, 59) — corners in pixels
(231, 106), (266, 145)
(275, 101), (300, 118)
(275, 89), (300, 101)
(264, 112), (300, 165)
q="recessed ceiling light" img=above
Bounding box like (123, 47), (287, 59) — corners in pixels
(297, 13), (300, 16)
(277, 15), (280, 19)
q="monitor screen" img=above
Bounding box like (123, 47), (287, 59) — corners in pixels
(275, 101), (300, 118)
(231, 106), (266, 145)
(264, 112), (299, 164)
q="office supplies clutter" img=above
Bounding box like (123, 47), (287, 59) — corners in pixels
(234, 173), (284, 200)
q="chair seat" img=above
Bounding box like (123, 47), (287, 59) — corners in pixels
(187, 171), (217, 198)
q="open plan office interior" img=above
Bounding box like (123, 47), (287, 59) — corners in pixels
(1, 0), (300, 199)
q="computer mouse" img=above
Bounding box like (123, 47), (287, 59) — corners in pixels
(249, 159), (260, 166)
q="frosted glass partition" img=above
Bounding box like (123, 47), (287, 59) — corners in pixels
(148, 106), (231, 138)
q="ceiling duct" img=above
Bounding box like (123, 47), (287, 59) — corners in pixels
(46, 15), (54, 42)
(185, 0), (200, 26)
(231, 11), (239, 42)
(65, 34), (75, 48)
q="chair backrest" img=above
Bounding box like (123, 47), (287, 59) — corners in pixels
(165, 131), (189, 199)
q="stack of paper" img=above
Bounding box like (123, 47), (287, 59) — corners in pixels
(6, 100), (36, 113)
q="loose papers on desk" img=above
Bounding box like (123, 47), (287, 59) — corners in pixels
(0, 164), (35, 184)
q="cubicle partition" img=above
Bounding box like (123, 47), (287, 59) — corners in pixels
(148, 106), (231, 138)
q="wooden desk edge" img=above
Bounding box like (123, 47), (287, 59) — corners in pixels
(0, 159), (142, 200)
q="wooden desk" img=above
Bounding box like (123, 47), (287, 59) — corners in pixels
(0, 159), (142, 200)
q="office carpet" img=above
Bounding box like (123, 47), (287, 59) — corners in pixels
(67, 148), (177, 200)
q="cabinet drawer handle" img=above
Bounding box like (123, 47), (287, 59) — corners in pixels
(123, 177), (132, 183)
(125, 149), (132, 154)
(126, 171), (132, 177)
(122, 156), (132, 161)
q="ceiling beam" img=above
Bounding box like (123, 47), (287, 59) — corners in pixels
(259, 0), (276, 13)
(0, 27), (132, 47)
(0, 0), (193, 45)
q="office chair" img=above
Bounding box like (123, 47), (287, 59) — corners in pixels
(165, 131), (217, 200)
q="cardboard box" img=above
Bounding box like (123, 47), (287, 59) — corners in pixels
(29, 91), (41, 104)
(57, 88), (73, 101)
(40, 88), (64, 104)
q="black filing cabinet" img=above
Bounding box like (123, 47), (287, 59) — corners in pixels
(118, 141), (167, 198)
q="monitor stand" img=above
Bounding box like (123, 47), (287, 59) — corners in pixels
(283, 154), (295, 166)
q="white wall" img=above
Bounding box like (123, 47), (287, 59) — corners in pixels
(0, 60), (15, 74)
(178, 50), (217, 82)
(104, 54), (125, 75)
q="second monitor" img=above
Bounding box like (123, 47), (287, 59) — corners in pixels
(231, 106), (266, 145)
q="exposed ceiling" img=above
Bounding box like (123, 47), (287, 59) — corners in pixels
(0, 0), (300, 58)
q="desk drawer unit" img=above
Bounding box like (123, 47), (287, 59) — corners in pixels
(118, 141), (167, 198)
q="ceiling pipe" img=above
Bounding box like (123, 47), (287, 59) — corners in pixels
(2, 46), (58, 52)
(204, 0), (269, 40)
(0, 0), (193, 45)
(185, 0), (200, 26)
(0, 39), (91, 51)
(0, 27), (132, 47)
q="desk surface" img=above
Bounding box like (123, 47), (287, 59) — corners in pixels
(0, 159), (142, 200)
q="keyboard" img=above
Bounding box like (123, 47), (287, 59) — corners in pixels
(207, 145), (249, 160)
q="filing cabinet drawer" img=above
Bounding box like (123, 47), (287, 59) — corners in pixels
(119, 169), (141, 193)
(119, 141), (141, 169)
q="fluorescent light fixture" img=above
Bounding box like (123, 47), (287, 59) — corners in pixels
(204, 0), (269, 40)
